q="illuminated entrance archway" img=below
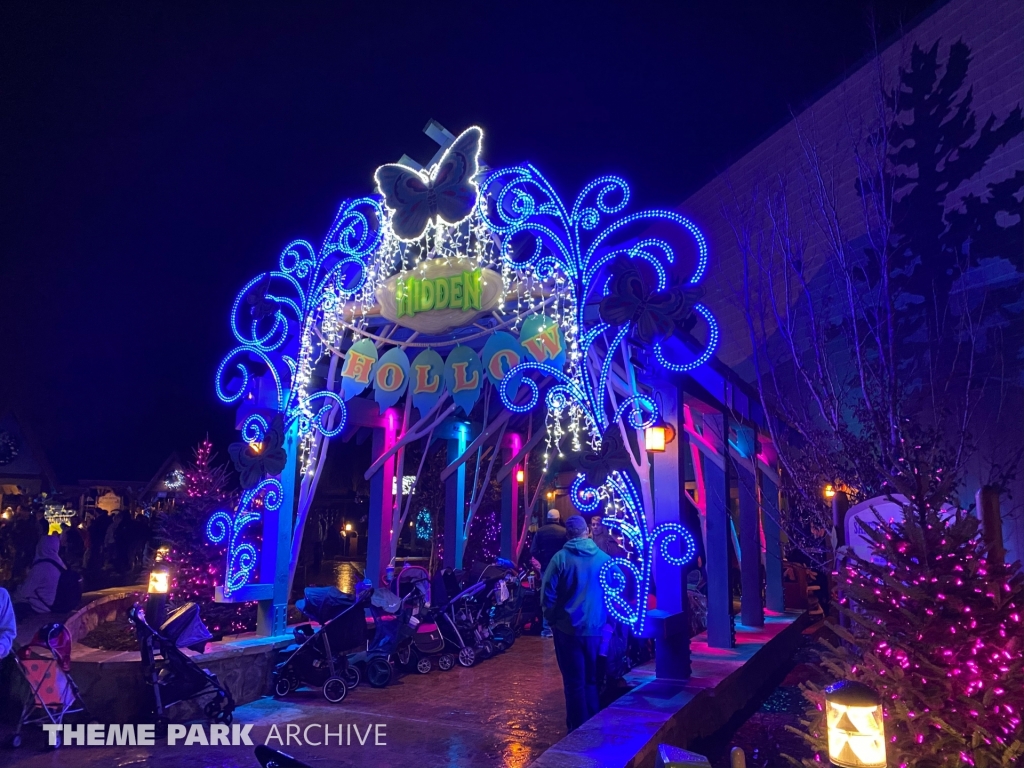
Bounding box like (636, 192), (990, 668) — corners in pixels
(209, 125), (717, 636)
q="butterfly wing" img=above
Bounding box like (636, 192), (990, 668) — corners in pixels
(375, 164), (433, 240)
(430, 127), (482, 227)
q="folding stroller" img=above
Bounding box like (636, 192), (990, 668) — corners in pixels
(129, 602), (235, 725)
(475, 559), (524, 651)
(10, 622), (85, 749)
(388, 569), (453, 674)
(273, 587), (370, 702)
(362, 586), (423, 687)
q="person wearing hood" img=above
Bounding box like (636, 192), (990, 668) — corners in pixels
(531, 507), (567, 638)
(542, 514), (613, 732)
(13, 534), (64, 620)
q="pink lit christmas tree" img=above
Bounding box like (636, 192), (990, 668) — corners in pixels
(787, 455), (1024, 767)
(157, 438), (256, 635)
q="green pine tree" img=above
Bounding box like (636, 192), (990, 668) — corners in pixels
(786, 472), (1024, 767)
(156, 438), (256, 636)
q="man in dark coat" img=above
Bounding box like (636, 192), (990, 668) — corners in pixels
(542, 515), (612, 732)
(530, 508), (566, 637)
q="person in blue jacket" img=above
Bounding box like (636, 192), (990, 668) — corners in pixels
(541, 514), (612, 732)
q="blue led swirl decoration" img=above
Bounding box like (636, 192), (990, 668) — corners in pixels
(206, 478), (285, 597)
(216, 196), (382, 421)
(482, 167), (709, 630)
(211, 196), (382, 593)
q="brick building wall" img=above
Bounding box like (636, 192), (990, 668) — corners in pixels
(673, 0), (1024, 559)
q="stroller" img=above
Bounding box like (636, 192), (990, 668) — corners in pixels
(362, 585), (423, 687)
(389, 568), (453, 675)
(10, 623), (85, 749)
(475, 559), (525, 651)
(272, 587), (369, 702)
(431, 572), (493, 667)
(129, 602), (235, 725)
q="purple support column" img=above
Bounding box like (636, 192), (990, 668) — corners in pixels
(500, 432), (521, 561)
(366, 409), (397, 589)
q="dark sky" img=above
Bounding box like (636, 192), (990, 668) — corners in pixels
(0, 0), (937, 483)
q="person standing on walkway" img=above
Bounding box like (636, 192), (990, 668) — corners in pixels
(541, 515), (612, 732)
(530, 507), (567, 638)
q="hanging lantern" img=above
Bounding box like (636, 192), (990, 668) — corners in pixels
(516, 469), (525, 483)
(824, 681), (886, 768)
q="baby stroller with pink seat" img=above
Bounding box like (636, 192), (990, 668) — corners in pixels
(10, 622), (85, 749)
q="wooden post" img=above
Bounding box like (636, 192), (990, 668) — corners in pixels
(444, 425), (468, 569)
(648, 381), (692, 678)
(500, 432), (521, 561)
(256, 413), (299, 636)
(703, 413), (734, 648)
(760, 471), (785, 613)
(736, 453), (764, 628)
(366, 409), (398, 589)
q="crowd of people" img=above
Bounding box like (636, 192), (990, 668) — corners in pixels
(0, 503), (154, 622)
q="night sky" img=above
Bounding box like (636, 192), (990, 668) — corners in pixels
(1, 1), (937, 483)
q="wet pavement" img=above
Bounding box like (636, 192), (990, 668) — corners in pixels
(0, 636), (566, 768)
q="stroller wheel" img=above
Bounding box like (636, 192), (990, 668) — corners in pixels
(416, 656), (432, 674)
(343, 666), (361, 690)
(457, 646), (476, 667)
(480, 640), (495, 659)
(274, 676), (293, 698)
(492, 624), (514, 651)
(205, 694), (233, 724)
(323, 677), (347, 703)
(366, 657), (393, 688)
(437, 653), (456, 671)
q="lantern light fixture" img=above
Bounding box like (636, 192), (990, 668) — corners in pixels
(644, 423), (676, 453)
(516, 469), (525, 483)
(345, 522), (353, 533)
(148, 569), (170, 595)
(824, 483), (837, 499)
(824, 681), (886, 768)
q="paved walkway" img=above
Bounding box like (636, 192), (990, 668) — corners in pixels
(0, 636), (567, 768)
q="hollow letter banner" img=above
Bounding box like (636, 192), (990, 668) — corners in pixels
(373, 346), (410, 414)
(444, 345), (484, 414)
(410, 349), (445, 418)
(340, 338), (378, 401)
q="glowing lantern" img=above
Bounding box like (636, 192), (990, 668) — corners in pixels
(824, 483), (836, 499)
(148, 569), (170, 595)
(344, 522), (353, 533)
(645, 426), (667, 452)
(516, 469), (525, 483)
(546, 490), (555, 501)
(824, 681), (886, 768)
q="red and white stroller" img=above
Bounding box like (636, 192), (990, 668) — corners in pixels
(10, 622), (85, 749)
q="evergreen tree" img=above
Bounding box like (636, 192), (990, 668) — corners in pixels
(157, 438), (255, 635)
(786, 449), (1024, 767)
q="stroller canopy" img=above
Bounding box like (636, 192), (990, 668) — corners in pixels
(296, 587), (358, 624)
(160, 603), (214, 649)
